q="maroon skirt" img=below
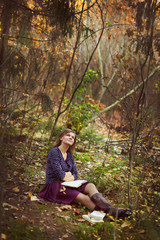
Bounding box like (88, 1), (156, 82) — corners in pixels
(37, 181), (88, 205)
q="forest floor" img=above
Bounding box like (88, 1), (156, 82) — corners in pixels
(1, 125), (160, 240)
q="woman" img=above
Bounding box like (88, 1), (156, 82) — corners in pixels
(38, 128), (131, 218)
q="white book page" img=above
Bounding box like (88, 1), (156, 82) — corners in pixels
(62, 180), (87, 188)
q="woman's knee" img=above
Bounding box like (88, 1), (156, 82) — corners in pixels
(84, 182), (98, 195)
(84, 183), (97, 194)
(86, 183), (96, 188)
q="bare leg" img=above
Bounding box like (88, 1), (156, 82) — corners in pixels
(73, 183), (99, 210)
(83, 183), (99, 197)
(74, 193), (95, 210)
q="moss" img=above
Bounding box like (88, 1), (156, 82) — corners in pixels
(2, 220), (49, 240)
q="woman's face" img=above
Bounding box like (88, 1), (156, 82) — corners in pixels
(60, 132), (76, 146)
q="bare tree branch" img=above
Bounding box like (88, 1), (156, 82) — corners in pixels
(95, 65), (160, 116)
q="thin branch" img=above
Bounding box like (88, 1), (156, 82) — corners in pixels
(95, 65), (160, 116)
(77, 23), (136, 48)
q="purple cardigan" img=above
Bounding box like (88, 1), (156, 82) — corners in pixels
(45, 147), (78, 184)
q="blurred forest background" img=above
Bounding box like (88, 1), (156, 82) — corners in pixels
(0, 0), (160, 239)
(0, 0), (160, 140)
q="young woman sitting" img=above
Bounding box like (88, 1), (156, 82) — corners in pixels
(38, 128), (131, 218)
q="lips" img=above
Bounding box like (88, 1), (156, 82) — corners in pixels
(67, 139), (74, 143)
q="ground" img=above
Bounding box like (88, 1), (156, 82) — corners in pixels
(1, 139), (88, 240)
(1, 127), (160, 240)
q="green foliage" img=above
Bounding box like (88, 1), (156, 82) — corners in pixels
(51, 125), (66, 137)
(78, 127), (104, 148)
(74, 151), (92, 164)
(70, 221), (115, 240)
(2, 102), (56, 139)
(85, 164), (121, 194)
(38, 118), (53, 132)
(22, 166), (45, 183)
(130, 217), (160, 240)
(65, 69), (100, 133)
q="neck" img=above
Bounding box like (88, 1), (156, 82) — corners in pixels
(58, 143), (69, 153)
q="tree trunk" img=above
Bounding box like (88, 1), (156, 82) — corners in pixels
(94, 6), (105, 101)
(85, 0), (90, 64)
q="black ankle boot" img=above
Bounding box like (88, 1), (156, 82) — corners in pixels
(91, 193), (131, 219)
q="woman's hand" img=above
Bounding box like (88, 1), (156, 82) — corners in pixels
(66, 172), (72, 177)
(63, 172), (75, 182)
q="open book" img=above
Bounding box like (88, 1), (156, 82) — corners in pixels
(62, 180), (87, 188)
(83, 211), (106, 223)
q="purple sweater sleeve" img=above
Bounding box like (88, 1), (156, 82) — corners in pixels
(46, 148), (66, 182)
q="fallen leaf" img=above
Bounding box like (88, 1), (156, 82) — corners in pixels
(1, 233), (7, 240)
(138, 230), (146, 234)
(28, 193), (32, 198)
(21, 215), (27, 220)
(13, 171), (18, 176)
(62, 234), (69, 238)
(29, 219), (35, 224)
(63, 216), (71, 220)
(28, 183), (33, 186)
(77, 218), (86, 222)
(2, 202), (18, 210)
(12, 187), (20, 193)
(74, 208), (81, 215)
(121, 221), (131, 228)
(55, 206), (62, 212)
(60, 205), (72, 210)
(30, 196), (39, 201)
(26, 226), (33, 230)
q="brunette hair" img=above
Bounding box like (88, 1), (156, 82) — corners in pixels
(54, 128), (76, 153)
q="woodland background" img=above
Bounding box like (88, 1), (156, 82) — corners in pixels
(0, 0), (160, 240)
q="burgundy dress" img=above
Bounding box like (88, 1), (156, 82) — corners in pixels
(38, 147), (88, 204)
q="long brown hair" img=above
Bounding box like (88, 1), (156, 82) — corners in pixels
(54, 128), (76, 153)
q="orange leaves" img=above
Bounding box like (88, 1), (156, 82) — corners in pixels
(27, 0), (34, 9)
(28, 192), (32, 198)
(1, 233), (7, 240)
